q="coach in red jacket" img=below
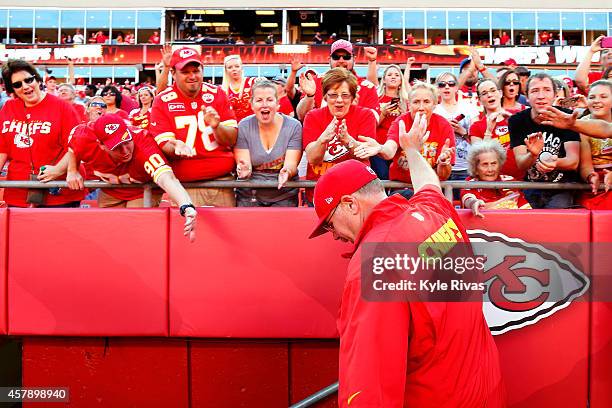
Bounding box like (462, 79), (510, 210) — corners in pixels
(309, 113), (505, 407)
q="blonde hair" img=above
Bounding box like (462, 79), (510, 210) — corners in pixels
(221, 54), (243, 94)
(377, 64), (408, 111)
(407, 81), (438, 103)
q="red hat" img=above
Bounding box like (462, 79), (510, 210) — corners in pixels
(504, 58), (518, 67)
(93, 114), (132, 150)
(170, 47), (202, 70)
(309, 160), (377, 239)
(330, 39), (353, 56)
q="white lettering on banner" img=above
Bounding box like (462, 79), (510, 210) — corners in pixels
(54, 46), (102, 61)
(0, 48), (52, 62)
(478, 47), (549, 65)
(553, 46), (592, 64)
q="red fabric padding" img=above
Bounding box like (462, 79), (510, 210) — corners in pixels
(168, 208), (349, 338)
(190, 340), (289, 407)
(22, 338), (188, 408)
(0, 209), (6, 335)
(459, 209), (590, 408)
(290, 341), (339, 407)
(8, 209), (169, 336)
(590, 211), (612, 408)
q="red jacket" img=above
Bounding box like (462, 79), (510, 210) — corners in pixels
(338, 186), (505, 407)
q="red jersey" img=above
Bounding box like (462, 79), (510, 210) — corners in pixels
(339, 186), (505, 407)
(387, 112), (456, 183)
(69, 123), (172, 201)
(469, 114), (524, 180)
(129, 108), (152, 130)
(460, 175), (531, 209)
(307, 72), (380, 121)
(0, 94), (85, 207)
(278, 95), (295, 117)
(302, 105), (376, 202)
(376, 94), (402, 144)
(225, 76), (257, 123)
(150, 82), (238, 181)
(72, 102), (87, 123)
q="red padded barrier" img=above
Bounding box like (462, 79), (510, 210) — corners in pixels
(8, 209), (169, 336)
(168, 208), (349, 338)
(22, 337), (188, 407)
(0, 209), (6, 335)
(190, 340), (288, 407)
(590, 211), (612, 408)
(459, 210), (590, 408)
(289, 341), (339, 407)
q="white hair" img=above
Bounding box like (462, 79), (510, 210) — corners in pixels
(467, 140), (507, 177)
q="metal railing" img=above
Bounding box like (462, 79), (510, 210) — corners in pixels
(0, 180), (597, 207)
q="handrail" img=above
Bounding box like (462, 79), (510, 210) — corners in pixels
(289, 382), (338, 408)
(0, 180), (598, 208)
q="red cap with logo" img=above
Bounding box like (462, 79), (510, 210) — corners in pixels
(170, 47), (202, 70)
(93, 113), (132, 150)
(309, 159), (378, 239)
(330, 39), (353, 55)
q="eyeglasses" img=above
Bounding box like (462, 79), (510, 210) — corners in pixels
(11, 76), (36, 89)
(89, 101), (107, 109)
(504, 81), (521, 86)
(322, 205), (339, 233)
(437, 81), (457, 88)
(101, 92), (116, 97)
(331, 54), (352, 61)
(326, 93), (353, 101)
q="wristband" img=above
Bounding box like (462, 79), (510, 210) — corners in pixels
(179, 203), (196, 217)
(477, 66), (487, 73)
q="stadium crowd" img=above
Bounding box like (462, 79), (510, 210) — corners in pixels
(0, 36), (610, 220)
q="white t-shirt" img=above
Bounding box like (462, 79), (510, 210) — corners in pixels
(434, 101), (480, 172)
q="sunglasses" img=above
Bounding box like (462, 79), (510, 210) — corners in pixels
(505, 81), (520, 86)
(331, 54), (352, 61)
(90, 101), (107, 109)
(11, 76), (36, 89)
(437, 81), (457, 88)
(101, 92), (116, 97)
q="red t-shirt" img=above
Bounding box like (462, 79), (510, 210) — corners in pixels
(150, 83), (238, 181)
(338, 186), (505, 407)
(69, 123), (172, 201)
(387, 112), (456, 183)
(306, 72), (380, 120)
(469, 114), (524, 180)
(278, 95), (295, 117)
(0, 94), (85, 207)
(460, 175), (531, 209)
(129, 108), (152, 130)
(302, 105), (376, 201)
(376, 94), (401, 144)
(72, 102), (87, 123)
(225, 76), (257, 123)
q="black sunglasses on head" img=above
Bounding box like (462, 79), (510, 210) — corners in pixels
(11, 76), (36, 89)
(331, 54), (352, 61)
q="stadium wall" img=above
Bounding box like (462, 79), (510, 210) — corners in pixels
(0, 208), (610, 407)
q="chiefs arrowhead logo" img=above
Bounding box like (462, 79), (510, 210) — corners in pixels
(179, 48), (197, 58)
(104, 124), (120, 135)
(324, 197), (333, 204)
(468, 230), (589, 335)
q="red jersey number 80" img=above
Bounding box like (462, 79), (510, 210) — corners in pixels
(174, 112), (218, 152)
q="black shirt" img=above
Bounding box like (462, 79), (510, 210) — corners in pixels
(509, 107), (580, 183)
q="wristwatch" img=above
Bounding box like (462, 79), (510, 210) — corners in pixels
(179, 203), (196, 217)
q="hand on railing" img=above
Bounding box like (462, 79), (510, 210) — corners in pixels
(66, 170), (84, 190)
(37, 165), (63, 182)
(183, 206), (197, 243)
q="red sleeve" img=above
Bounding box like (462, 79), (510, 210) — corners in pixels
(278, 96), (295, 116)
(149, 95), (176, 147)
(302, 109), (324, 149)
(435, 117), (456, 165)
(411, 185), (457, 218)
(338, 270), (410, 407)
(0, 107), (8, 154)
(386, 113), (411, 144)
(60, 100), (80, 148)
(357, 81), (381, 118)
(135, 133), (173, 183)
(469, 118), (486, 138)
(68, 126), (98, 164)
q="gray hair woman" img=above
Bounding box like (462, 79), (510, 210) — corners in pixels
(233, 80), (303, 207)
(461, 140), (531, 217)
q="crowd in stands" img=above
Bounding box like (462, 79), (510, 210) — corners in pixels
(0, 35), (610, 219)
